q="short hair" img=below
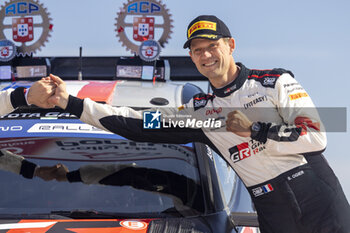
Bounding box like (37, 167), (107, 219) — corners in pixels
(222, 37), (232, 44)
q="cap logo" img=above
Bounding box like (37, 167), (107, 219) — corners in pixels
(188, 21), (217, 38)
(198, 34), (218, 39)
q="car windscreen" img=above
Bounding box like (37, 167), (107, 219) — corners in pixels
(0, 137), (204, 218)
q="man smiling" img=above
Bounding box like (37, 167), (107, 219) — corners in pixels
(182, 15), (350, 233)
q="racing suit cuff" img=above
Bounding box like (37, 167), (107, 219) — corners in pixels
(25, 88), (30, 105)
(20, 160), (37, 179)
(250, 122), (271, 144)
(10, 87), (28, 108)
(66, 170), (83, 183)
(66, 95), (84, 118)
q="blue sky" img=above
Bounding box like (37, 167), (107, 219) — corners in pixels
(8, 0), (350, 199)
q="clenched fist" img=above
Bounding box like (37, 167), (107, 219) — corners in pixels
(226, 110), (253, 137)
(27, 79), (56, 108)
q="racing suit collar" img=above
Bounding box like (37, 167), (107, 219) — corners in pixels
(210, 63), (248, 98)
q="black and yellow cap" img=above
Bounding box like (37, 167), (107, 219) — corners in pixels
(183, 15), (231, 49)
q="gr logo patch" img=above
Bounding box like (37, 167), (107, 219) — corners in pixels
(229, 142), (251, 163)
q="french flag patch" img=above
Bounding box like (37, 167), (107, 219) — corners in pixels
(252, 183), (274, 197)
(262, 184), (274, 193)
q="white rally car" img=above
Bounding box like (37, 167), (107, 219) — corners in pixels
(0, 66), (258, 233)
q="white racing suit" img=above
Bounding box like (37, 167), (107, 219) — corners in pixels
(4, 64), (350, 232)
(62, 63), (349, 233)
(0, 87), (27, 116)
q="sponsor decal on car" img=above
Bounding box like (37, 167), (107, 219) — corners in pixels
(0, 137), (195, 164)
(241, 226), (259, 233)
(0, 112), (77, 120)
(0, 219), (152, 232)
(0, 125), (22, 132)
(0, 119), (121, 140)
(120, 220), (147, 230)
(0, 221), (56, 230)
(27, 123), (112, 134)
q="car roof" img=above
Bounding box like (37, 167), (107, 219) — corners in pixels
(111, 80), (183, 107)
(0, 79), (186, 108)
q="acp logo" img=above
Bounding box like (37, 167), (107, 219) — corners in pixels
(143, 110), (161, 129)
(0, 39), (16, 62)
(115, 0), (173, 54)
(0, 0), (53, 56)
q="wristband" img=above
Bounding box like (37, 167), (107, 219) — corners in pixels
(24, 88), (30, 105)
(250, 122), (271, 143)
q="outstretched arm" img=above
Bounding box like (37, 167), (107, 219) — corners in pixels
(0, 79), (56, 116)
(47, 74), (210, 145)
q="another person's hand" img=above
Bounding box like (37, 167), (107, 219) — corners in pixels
(27, 79), (56, 108)
(47, 74), (69, 109)
(34, 164), (69, 182)
(226, 110), (253, 137)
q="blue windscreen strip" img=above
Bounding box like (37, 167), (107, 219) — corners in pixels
(0, 118), (194, 148)
(0, 82), (32, 91)
(0, 119), (121, 139)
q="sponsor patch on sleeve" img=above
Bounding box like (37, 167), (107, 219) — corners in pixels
(289, 92), (309, 101)
(192, 93), (214, 111)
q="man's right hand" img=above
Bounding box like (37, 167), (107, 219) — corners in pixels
(47, 74), (69, 109)
(226, 110), (253, 137)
